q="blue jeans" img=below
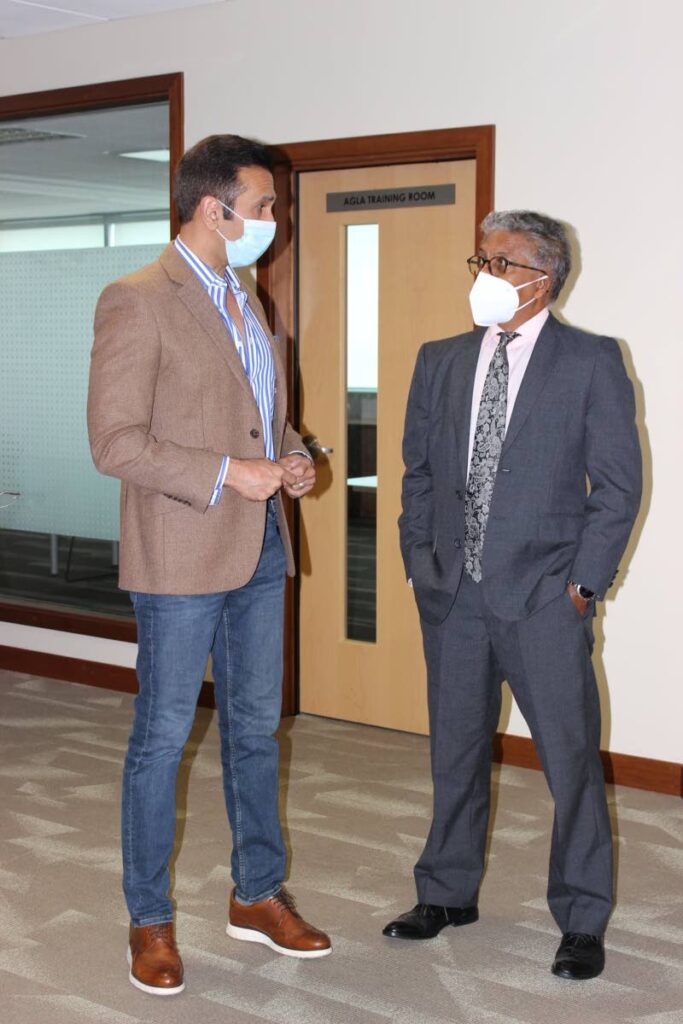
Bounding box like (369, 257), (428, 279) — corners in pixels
(122, 507), (287, 926)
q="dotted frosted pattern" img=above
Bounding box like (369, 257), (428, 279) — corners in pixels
(0, 245), (165, 540)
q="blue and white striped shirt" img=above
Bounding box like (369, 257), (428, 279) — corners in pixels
(174, 237), (276, 505)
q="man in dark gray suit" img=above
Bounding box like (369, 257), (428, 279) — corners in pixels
(383, 211), (642, 980)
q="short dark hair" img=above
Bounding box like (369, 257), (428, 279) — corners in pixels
(173, 134), (274, 225)
(480, 210), (572, 302)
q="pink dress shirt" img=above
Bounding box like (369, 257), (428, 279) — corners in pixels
(467, 307), (550, 476)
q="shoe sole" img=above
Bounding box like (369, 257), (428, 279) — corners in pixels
(126, 948), (185, 995)
(226, 923), (332, 959)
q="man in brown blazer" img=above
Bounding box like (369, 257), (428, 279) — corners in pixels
(88, 135), (331, 997)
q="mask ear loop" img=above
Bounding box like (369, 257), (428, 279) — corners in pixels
(514, 274), (548, 313)
(216, 199), (245, 223)
(214, 198), (245, 247)
(514, 274), (548, 292)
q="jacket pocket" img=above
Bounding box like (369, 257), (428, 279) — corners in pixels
(143, 491), (193, 516)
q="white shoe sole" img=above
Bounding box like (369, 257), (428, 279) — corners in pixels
(126, 947), (185, 995)
(226, 923), (332, 959)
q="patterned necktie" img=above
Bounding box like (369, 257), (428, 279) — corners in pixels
(464, 330), (520, 582)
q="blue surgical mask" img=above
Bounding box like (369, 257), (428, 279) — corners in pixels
(215, 200), (276, 267)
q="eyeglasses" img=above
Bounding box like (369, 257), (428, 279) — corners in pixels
(467, 255), (546, 277)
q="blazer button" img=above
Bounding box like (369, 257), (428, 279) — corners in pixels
(250, 428), (260, 439)
(454, 538), (462, 548)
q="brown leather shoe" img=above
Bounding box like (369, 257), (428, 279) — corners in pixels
(128, 922), (185, 995)
(227, 887), (331, 958)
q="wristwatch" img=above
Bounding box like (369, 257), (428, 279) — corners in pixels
(569, 581), (595, 601)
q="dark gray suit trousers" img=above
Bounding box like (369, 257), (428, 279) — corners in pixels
(415, 573), (612, 936)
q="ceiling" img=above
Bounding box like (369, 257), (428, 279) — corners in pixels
(0, 103), (170, 221)
(0, 0), (225, 39)
(0, 3), (228, 218)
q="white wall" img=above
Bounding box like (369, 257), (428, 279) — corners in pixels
(1, 0), (681, 763)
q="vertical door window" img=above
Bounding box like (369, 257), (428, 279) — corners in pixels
(345, 224), (379, 642)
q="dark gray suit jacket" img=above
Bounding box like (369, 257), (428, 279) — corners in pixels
(399, 313), (642, 624)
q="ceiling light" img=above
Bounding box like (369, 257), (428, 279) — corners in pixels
(118, 149), (170, 163)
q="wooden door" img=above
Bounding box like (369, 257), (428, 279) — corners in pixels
(298, 160), (476, 732)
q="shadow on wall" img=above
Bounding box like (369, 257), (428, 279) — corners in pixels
(496, 219), (651, 754)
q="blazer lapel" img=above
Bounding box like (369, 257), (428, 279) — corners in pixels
(451, 331), (485, 483)
(502, 313), (562, 453)
(159, 244), (256, 405)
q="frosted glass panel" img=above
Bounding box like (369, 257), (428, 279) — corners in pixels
(0, 100), (169, 617)
(346, 224), (378, 643)
(0, 244), (165, 541)
(110, 219), (169, 246)
(0, 224), (104, 252)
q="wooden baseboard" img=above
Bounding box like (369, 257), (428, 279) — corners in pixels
(1, 646), (680, 796)
(0, 601), (136, 641)
(0, 646), (216, 709)
(492, 732), (681, 798)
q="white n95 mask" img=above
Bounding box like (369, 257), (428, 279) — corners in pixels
(468, 270), (547, 327)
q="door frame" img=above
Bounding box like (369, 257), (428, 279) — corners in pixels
(256, 126), (495, 716)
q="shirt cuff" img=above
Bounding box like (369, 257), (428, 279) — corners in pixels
(287, 449), (313, 462)
(209, 455), (230, 506)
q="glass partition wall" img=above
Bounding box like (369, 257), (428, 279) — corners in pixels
(0, 82), (179, 624)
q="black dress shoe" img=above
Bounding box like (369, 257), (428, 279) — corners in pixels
(552, 932), (605, 980)
(382, 903), (478, 940)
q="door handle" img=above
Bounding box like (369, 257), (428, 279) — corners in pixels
(303, 434), (334, 457)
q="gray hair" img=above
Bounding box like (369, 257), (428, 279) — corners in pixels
(480, 210), (572, 302)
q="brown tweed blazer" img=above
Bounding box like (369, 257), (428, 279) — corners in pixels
(87, 242), (304, 594)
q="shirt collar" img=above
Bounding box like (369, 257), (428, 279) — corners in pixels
(174, 236), (244, 301)
(485, 306), (550, 347)
(224, 262), (244, 299)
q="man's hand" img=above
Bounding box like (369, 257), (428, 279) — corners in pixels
(225, 458), (296, 502)
(278, 453), (316, 499)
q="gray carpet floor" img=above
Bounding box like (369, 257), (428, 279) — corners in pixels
(0, 670), (681, 1024)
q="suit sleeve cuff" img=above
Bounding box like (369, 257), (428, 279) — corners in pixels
(209, 455), (230, 506)
(287, 448), (313, 463)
